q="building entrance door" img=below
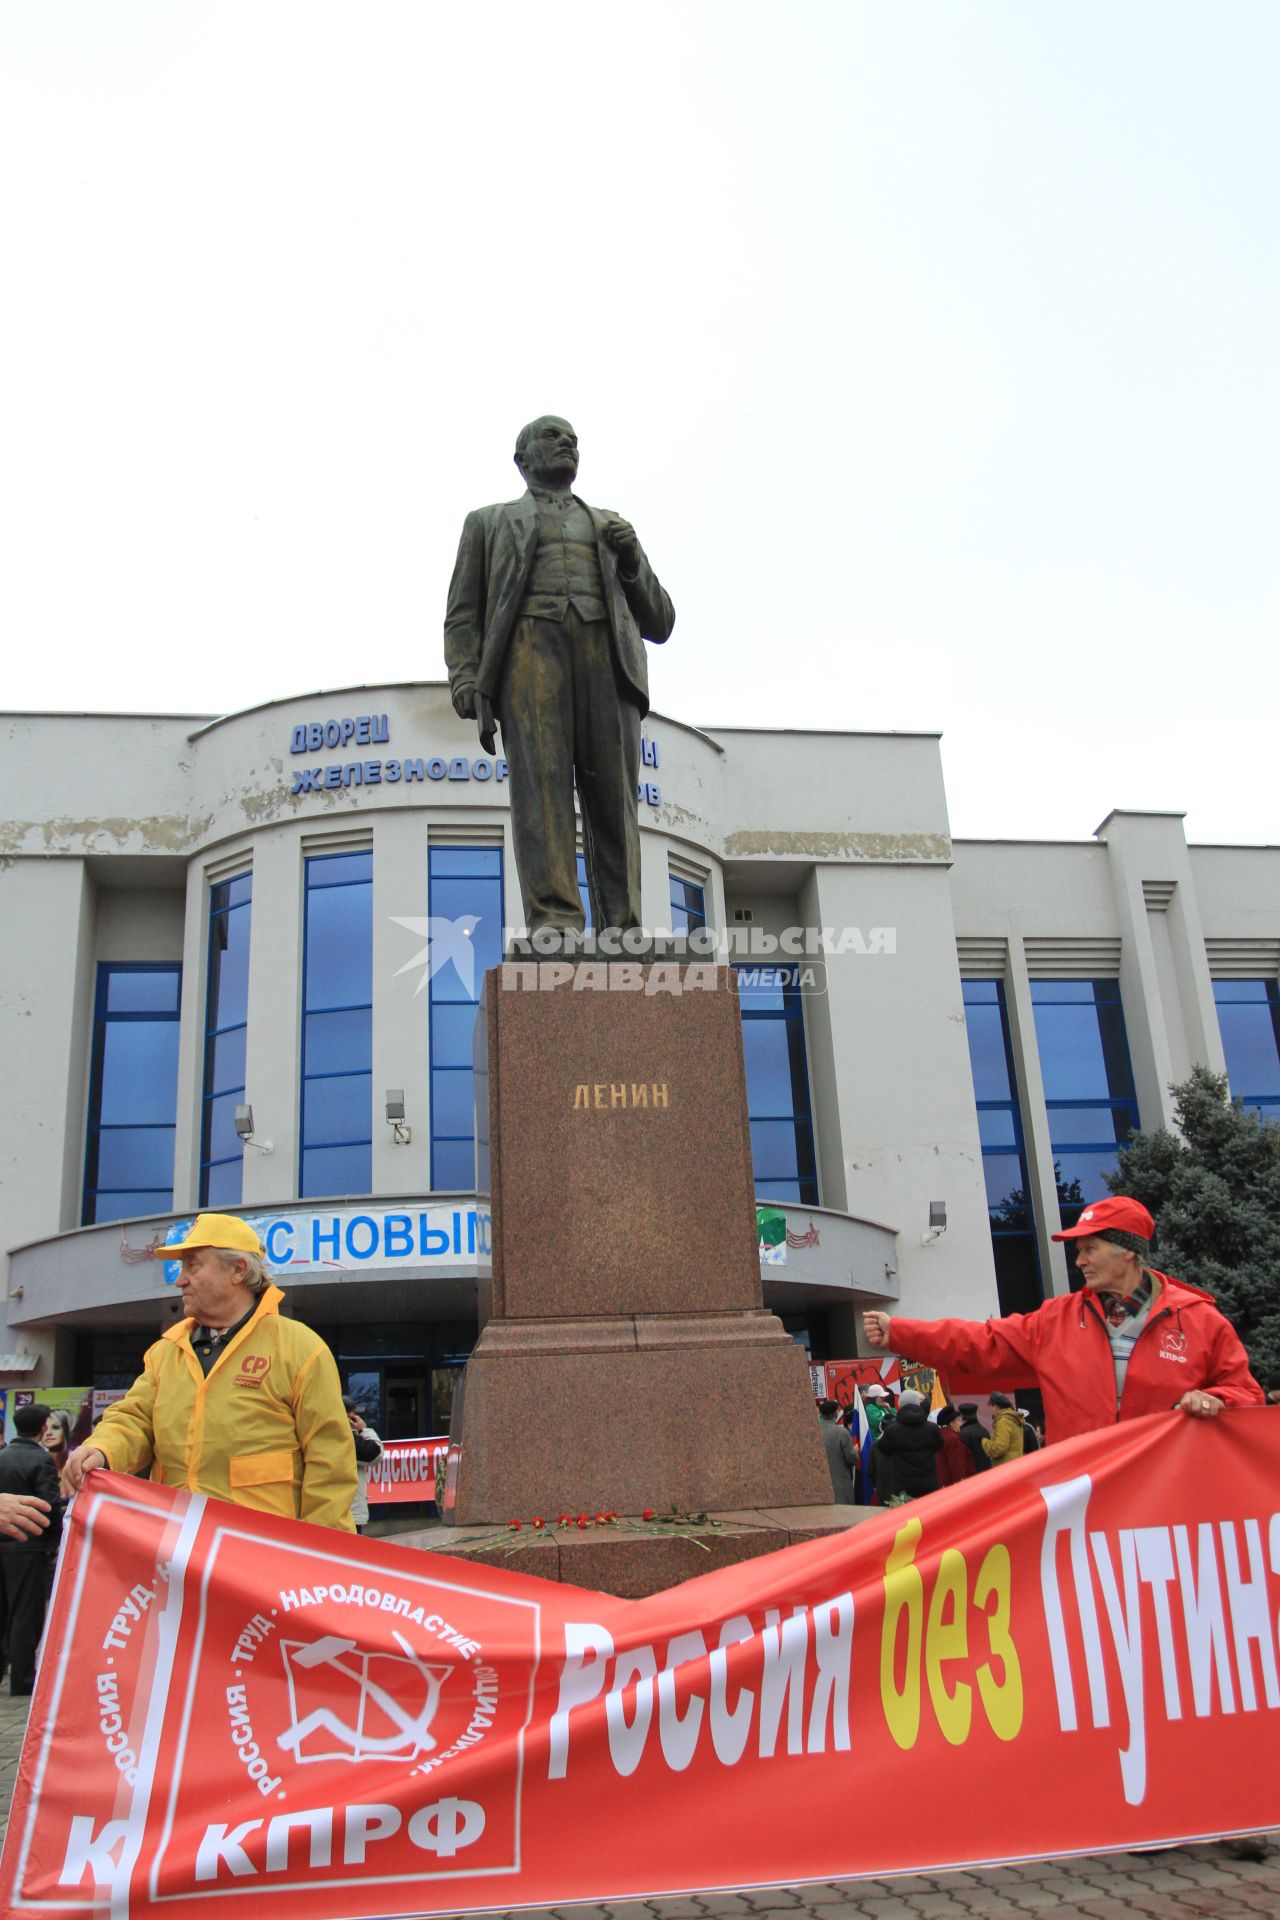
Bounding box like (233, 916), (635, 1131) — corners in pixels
(384, 1371), (428, 1440)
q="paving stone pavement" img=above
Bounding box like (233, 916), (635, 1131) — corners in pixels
(0, 1695), (1275, 1916)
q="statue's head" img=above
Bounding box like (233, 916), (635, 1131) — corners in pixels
(515, 416), (579, 487)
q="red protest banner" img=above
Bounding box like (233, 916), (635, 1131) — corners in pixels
(365, 1435), (449, 1506)
(3, 1410), (1278, 1918)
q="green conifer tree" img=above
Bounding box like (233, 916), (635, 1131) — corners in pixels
(1106, 1064), (1280, 1384)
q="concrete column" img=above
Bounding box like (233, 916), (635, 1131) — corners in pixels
(807, 862), (995, 1321)
(372, 811), (431, 1196)
(240, 831), (304, 1205)
(1095, 814), (1225, 1121)
(0, 858), (96, 1381)
(173, 862), (211, 1209)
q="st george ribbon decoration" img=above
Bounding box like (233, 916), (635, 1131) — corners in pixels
(2, 1409), (1278, 1918)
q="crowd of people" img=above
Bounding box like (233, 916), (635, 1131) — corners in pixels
(818, 1385), (1048, 1505)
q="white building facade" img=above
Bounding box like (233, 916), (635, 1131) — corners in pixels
(2, 686), (1277, 1434)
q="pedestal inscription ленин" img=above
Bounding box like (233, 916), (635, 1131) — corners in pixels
(448, 962), (830, 1524)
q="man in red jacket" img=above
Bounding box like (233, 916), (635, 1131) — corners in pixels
(862, 1196), (1263, 1444)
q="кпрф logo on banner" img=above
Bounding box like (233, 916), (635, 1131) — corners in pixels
(277, 1631), (454, 1765)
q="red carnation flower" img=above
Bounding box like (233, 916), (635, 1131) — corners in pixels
(576, 1516), (589, 1530)
(507, 1518), (521, 1530)
(642, 1507), (655, 1521)
(531, 1516), (545, 1529)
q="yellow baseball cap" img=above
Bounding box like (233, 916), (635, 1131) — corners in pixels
(155, 1213), (265, 1258)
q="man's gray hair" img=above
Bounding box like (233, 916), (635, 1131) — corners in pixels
(211, 1248), (271, 1296)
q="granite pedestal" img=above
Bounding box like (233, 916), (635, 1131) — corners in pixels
(447, 961), (830, 1540)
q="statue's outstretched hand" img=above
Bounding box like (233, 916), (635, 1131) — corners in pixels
(603, 516), (642, 573)
(452, 682), (478, 720)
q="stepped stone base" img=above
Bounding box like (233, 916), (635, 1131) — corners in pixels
(401, 1505), (880, 1601)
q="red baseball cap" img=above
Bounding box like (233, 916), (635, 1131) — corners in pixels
(1051, 1196), (1154, 1242)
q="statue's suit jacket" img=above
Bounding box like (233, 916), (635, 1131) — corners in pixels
(444, 492), (675, 717)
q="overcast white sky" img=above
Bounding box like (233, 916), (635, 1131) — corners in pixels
(2, 3), (1276, 843)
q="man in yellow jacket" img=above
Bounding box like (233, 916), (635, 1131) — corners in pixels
(62, 1213), (357, 1531)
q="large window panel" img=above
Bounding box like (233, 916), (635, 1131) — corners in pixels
(301, 852), (372, 1198)
(95, 1127), (176, 1190)
(1214, 979), (1280, 1116)
(97, 1024), (181, 1124)
(303, 1007), (372, 1078)
(961, 979), (1043, 1309)
(304, 884), (374, 1010)
(669, 873), (707, 935)
(1031, 978), (1139, 1232)
(736, 963), (818, 1205)
(201, 874), (252, 1205)
(84, 963), (182, 1225)
(429, 846), (504, 1190)
(302, 1071), (374, 1146)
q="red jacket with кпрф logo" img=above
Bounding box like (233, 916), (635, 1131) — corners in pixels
(887, 1269), (1264, 1444)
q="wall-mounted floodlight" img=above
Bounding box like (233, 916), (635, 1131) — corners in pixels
(386, 1089), (412, 1146)
(921, 1200), (947, 1247)
(234, 1103), (273, 1153)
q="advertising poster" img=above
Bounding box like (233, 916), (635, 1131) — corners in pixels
(365, 1437), (450, 1508)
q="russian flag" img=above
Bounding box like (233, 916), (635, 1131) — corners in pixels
(851, 1384), (874, 1497)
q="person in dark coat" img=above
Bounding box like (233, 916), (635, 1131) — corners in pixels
(0, 1403), (63, 1695)
(956, 1401), (992, 1472)
(817, 1400), (857, 1504)
(874, 1389), (943, 1498)
(935, 1404), (978, 1488)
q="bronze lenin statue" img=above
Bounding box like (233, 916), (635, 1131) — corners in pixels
(444, 417), (675, 936)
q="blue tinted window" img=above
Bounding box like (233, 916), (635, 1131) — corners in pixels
(304, 883), (374, 1009)
(305, 852), (374, 888)
(97, 1024), (181, 1125)
(429, 846), (505, 1190)
(204, 1088), (245, 1165)
(736, 966), (790, 1012)
(1214, 979), (1280, 1116)
(84, 964), (182, 1225)
(303, 1007), (372, 1077)
(203, 1161), (242, 1208)
(299, 1143), (372, 1197)
(1031, 979), (1139, 1227)
(977, 1107), (1018, 1148)
(670, 874), (707, 935)
(427, 847), (502, 879)
(201, 875), (252, 1205)
(962, 978), (1043, 1310)
(301, 853), (372, 1198)
(576, 853), (592, 933)
(432, 1138), (478, 1191)
(735, 964), (817, 1205)
(430, 1002), (481, 1070)
(106, 970), (181, 1014)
